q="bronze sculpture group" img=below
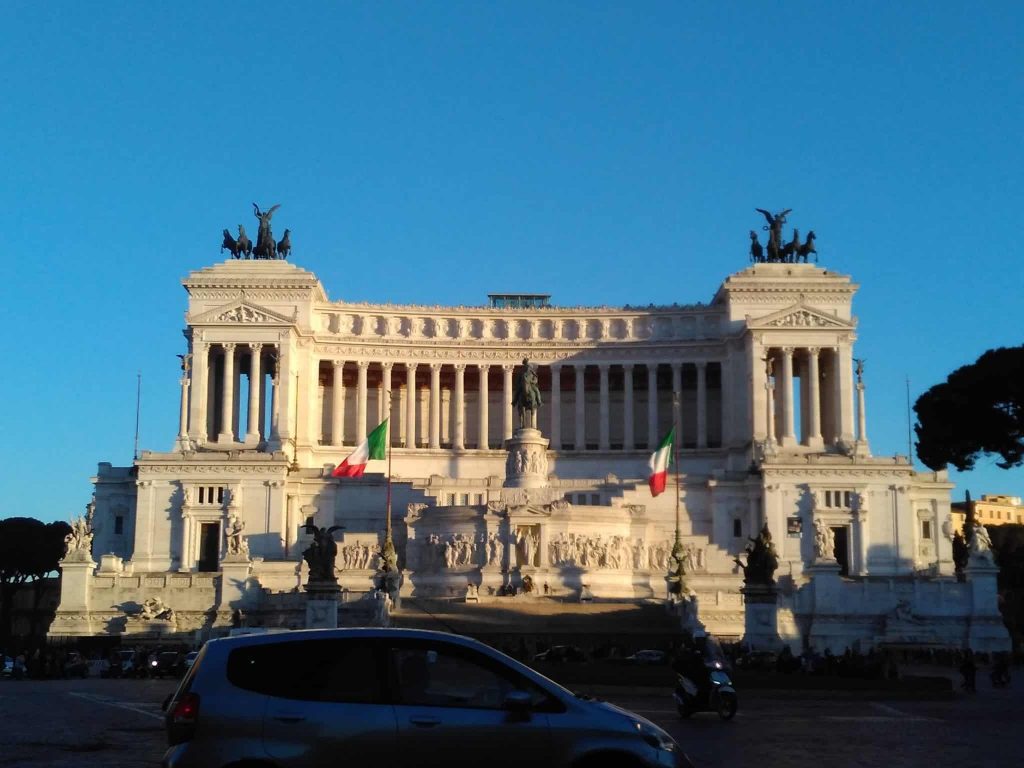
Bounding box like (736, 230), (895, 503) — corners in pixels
(220, 203), (291, 260)
(749, 208), (817, 264)
(512, 358), (543, 429)
(733, 523), (779, 586)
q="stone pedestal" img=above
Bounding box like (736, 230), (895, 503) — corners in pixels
(965, 559), (1012, 652)
(50, 556), (96, 637)
(219, 555), (254, 615)
(375, 569), (403, 610)
(741, 584), (781, 650)
(504, 428), (550, 489)
(304, 580), (341, 629)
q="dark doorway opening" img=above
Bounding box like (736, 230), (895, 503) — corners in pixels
(832, 526), (849, 576)
(198, 523), (220, 572)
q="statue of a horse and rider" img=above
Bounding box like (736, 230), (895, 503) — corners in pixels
(512, 358), (543, 430)
(749, 208), (817, 264)
(219, 204), (292, 260)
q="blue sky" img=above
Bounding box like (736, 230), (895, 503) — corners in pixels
(2, 2), (1022, 524)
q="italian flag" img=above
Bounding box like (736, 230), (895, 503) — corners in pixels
(332, 420), (389, 478)
(648, 428), (674, 497)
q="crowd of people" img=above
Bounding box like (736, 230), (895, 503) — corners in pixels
(1, 642), (194, 680)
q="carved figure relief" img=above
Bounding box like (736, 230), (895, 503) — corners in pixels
(416, 532), (480, 571)
(515, 525), (541, 567)
(339, 542), (381, 570)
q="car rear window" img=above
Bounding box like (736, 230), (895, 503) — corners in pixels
(227, 639), (383, 703)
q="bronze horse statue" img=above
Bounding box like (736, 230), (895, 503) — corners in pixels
(780, 229), (800, 263)
(749, 231), (764, 263)
(276, 229), (291, 260)
(220, 229), (240, 258)
(236, 225), (253, 258)
(797, 230), (817, 262)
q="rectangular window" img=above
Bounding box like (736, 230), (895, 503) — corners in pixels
(844, 491), (853, 508)
(590, 494), (600, 505)
(199, 487), (205, 504)
(733, 519), (742, 537)
(922, 520), (932, 540)
(114, 515), (124, 535)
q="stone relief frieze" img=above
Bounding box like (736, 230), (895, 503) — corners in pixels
(338, 542), (380, 570)
(764, 309), (844, 328)
(412, 532), (488, 571)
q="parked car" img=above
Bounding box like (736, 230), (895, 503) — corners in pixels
(625, 650), (668, 665)
(63, 651), (90, 678)
(163, 628), (693, 768)
(531, 645), (587, 663)
(182, 651), (199, 672)
(153, 651), (183, 678)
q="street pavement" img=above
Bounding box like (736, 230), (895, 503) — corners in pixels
(0, 672), (1019, 768)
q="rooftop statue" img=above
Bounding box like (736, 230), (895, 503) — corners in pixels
(512, 357), (542, 429)
(219, 204), (289, 260)
(751, 209), (818, 264)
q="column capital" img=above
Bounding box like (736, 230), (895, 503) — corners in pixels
(502, 364), (515, 373)
(807, 346), (821, 356)
(222, 342), (237, 352)
(781, 346), (795, 357)
(333, 359), (345, 369)
(696, 360), (707, 370)
(622, 362), (634, 372)
(647, 362), (658, 372)
(477, 363), (490, 372)
(549, 362), (561, 371)
(381, 361), (394, 372)
(356, 360), (370, 370)
(597, 362), (610, 372)
(406, 361), (418, 372)
(430, 362), (443, 372)
(453, 363), (467, 373)
(247, 341), (263, 352)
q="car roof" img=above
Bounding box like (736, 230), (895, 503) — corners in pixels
(205, 627), (489, 651)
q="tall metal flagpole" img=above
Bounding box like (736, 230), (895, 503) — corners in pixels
(669, 391), (685, 593)
(380, 391), (398, 579)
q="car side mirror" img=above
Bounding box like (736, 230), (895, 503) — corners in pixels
(502, 690), (532, 718)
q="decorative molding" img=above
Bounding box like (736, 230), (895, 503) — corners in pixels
(190, 299), (296, 326)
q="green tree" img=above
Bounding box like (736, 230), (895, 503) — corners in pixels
(0, 517), (71, 644)
(913, 345), (1024, 471)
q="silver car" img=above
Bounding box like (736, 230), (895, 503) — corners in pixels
(163, 628), (692, 768)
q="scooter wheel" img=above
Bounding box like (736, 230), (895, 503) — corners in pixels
(717, 694), (738, 720)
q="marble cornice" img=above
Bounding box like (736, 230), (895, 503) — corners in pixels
(309, 341), (729, 363)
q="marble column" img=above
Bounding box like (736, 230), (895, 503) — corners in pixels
(270, 351), (280, 442)
(218, 343), (237, 443)
(574, 364), (586, 450)
(696, 361), (707, 449)
(598, 364), (610, 450)
(274, 338), (292, 448)
(502, 365), (514, 443)
(405, 363), (418, 448)
(857, 380), (869, 446)
(807, 348), (823, 448)
(453, 364), (466, 450)
(647, 363), (659, 449)
(187, 341), (209, 443)
(780, 347), (796, 447)
(356, 361), (369, 444)
(477, 365), (490, 450)
(430, 364), (442, 449)
(549, 365), (561, 450)
(246, 344), (263, 444)
(177, 367), (190, 447)
(839, 345), (855, 444)
(622, 364), (634, 450)
(331, 361), (345, 447)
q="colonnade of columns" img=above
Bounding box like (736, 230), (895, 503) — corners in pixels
(184, 342), (278, 446)
(317, 359), (724, 452)
(763, 346), (852, 448)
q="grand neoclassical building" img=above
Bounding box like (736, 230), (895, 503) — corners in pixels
(52, 256), (1009, 652)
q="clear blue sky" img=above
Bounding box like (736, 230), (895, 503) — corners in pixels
(3, 2), (1022, 524)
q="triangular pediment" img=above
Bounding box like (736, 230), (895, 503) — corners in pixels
(747, 302), (854, 330)
(189, 298), (295, 325)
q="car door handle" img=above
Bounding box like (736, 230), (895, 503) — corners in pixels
(410, 716), (441, 727)
(272, 715), (306, 724)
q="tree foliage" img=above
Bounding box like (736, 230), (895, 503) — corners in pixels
(0, 517), (71, 643)
(990, 524), (1024, 649)
(914, 345), (1024, 471)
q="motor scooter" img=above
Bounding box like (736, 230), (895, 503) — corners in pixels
(673, 658), (738, 720)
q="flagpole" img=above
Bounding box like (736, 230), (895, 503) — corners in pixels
(670, 391), (684, 594)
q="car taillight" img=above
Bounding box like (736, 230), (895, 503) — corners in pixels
(172, 693), (200, 724)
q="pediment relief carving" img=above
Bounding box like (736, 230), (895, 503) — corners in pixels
(189, 299), (296, 325)
(747, 302), (854, 331)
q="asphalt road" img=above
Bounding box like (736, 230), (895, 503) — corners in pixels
(0, 674), (1018, 768)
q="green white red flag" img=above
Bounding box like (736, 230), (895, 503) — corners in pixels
(332, 419), (389, 478)
(648, 427), (674, 496)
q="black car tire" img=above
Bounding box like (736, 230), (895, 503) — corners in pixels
(717, 693), (738, 720)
